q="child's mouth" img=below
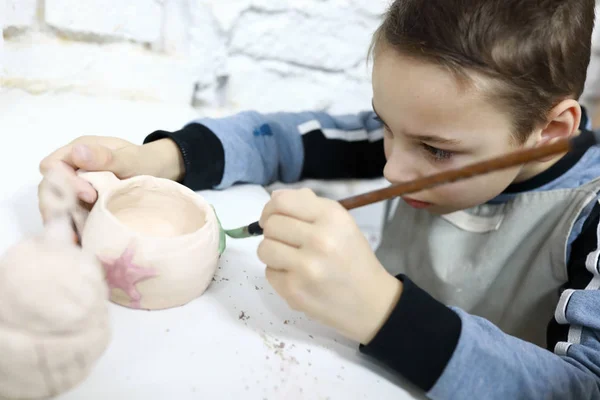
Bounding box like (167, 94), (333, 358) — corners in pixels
(402, 197), (432, 209)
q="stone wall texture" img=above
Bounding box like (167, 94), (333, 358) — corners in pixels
(2, 0), (600, 113)
(1, 0), (391, 114)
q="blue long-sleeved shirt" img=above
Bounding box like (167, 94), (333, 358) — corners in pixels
(144, 106), (600, 398)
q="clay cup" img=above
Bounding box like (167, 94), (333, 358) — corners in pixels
(78, 171), (225, 310)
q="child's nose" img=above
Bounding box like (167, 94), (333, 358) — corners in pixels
(383, 153), (419, 184)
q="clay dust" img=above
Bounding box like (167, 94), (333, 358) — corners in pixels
(259, 331), (299, 365)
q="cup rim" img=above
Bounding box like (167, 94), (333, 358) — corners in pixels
(94, 175), (216, 242)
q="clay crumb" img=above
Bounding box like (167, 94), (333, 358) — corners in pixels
(239, 311), (249, 321)
(309, 335), (314, 339)
(255, 285), (260, 290)
(277, 342), (285, 349)
(284, 320), (290, 325)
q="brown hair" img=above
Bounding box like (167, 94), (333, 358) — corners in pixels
(371, 0), (596, 141)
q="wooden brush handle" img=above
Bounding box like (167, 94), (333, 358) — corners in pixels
(233, 130), (598, 238)
(339, 135), (579, 210)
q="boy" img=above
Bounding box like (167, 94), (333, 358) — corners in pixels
(39, 0), (600, 398)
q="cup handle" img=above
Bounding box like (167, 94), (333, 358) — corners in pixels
(77, 170), (121, 195)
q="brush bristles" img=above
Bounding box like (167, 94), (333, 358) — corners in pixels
(224, 226), (250, 239)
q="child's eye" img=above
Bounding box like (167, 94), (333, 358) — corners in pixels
(422, 143), (453, 161)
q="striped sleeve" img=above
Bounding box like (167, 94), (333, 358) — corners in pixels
(144, 110), (386, 191)
(547, 198), (600, 359)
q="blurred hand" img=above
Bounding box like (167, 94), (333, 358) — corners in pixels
(38, 135), (184, 223)
(257, 188), (403, 344)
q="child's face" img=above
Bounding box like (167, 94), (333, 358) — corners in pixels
(372, 48), (539, 215)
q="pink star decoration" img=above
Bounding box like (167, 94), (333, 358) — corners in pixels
(98, 244), (158, 309)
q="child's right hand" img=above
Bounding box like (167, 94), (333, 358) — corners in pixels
(38, 135), (184, 222)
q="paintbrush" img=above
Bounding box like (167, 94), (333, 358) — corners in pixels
(224, 129), (600, 239)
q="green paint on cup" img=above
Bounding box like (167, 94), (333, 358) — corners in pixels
(211, 205), (226, 256)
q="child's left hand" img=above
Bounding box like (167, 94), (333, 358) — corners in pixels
(258, 188), (403, 344)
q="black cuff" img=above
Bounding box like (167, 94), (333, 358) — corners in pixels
(144, 123), (225, 191)
(359, 275), (462, 392)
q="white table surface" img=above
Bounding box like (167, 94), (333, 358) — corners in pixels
(0, 91), (423, 400)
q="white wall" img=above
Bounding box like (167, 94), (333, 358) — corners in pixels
(0, 0), (390, 114)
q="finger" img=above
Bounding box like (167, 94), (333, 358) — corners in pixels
(52, 161), (98, 201)
(71, 206), (89, 240)
(71, 144), (140, 178)
(265, 267), (307, 312)
(270, 189), (290, 198)
(39, 145), (76, 174)
(261, 213), (312, 248)
(38, 164), (97, 221)
(259, 188), (322, 226)
(38, 200), (49, 224)
(39, 136), (100, 174)
(257, 238), (302, 271)
(265, 267), (289, 298)
(40, 148), (104, 205)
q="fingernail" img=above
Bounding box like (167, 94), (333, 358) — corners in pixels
(74, 144), (92, 162)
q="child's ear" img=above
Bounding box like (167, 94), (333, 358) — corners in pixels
(539, 99), (581, 144)
(534, 99), (581, 161)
